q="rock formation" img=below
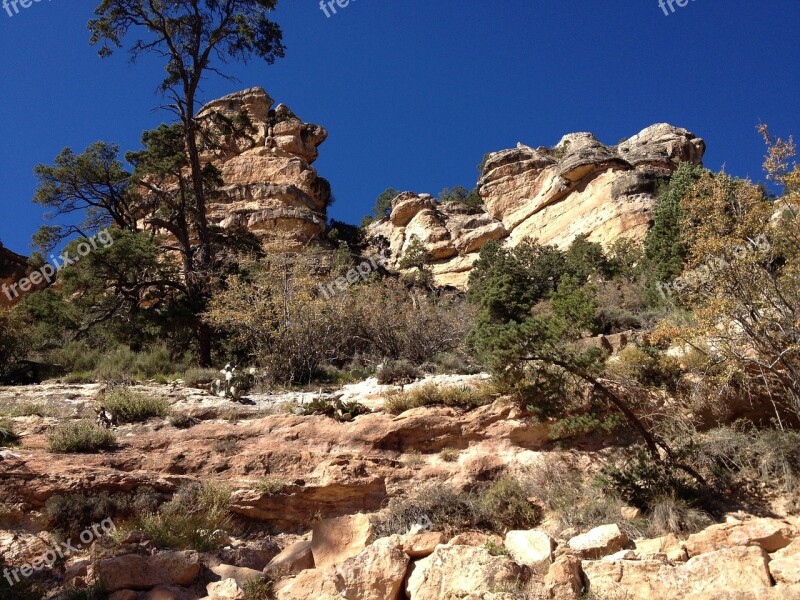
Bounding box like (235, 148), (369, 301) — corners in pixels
(366, 124), (705, 287)
(0, 245), (37, 307)
(198, 88), (332, 252)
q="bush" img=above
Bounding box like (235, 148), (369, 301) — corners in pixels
(384, 382), (496, 415)
(133, 482), (231, 551)
(242, 580), (274, 600)
(293, 398), (371, 422)
(0, 419), (20, 446)
(103, 388), (170, 423)
(647, 496), (712, 536)
(169, 414), (198, 429)
(48, 421), (116, 453)
(256, 477), (290, 495)
(375, 475), (540, 537)
(376, 360), (421, 385)
(44, 488), (160, 537)
(183, 367), (219, 388)
(608, 346), (682, 391)
(49, 341), (102, 374)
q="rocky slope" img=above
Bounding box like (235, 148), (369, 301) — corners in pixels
(198, 88), (332, 252)
(1, 378), (799, 599)
(366, 124), (705, 287)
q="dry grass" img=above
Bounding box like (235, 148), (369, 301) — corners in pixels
(384, 382), (497, 415)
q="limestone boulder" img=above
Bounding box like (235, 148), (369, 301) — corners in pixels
(331, 536), (410, 600)
(770, 538), (800, 584)
(96, 551), (201, 593)
(504, 530), (555, 570)
(264, 540), (315, 576)
(403, 531), (446, 558)
(685, 517), (797, 556)
(207, 578), (245, 600)
(567, 524), (628, 559)
(583, 546), (773, 599)
(406, 545), (529, 600)
(311, 513), (374, 568)
(545, 555), (584, 600)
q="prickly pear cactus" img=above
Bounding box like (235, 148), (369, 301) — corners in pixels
(211, 364), (256, 401)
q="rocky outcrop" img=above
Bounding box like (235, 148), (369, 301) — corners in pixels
(0, 245), (39, 307)
(198, 88), (332, 252)
(366, 124), (704, 288)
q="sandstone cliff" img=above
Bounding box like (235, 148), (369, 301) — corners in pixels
(366, 124), (705, 288)
(0, 245), (34, 307)
(198, 88), (332, 252)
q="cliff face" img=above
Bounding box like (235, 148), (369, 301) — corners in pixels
(0, 246), (34, 308)
(198, 88), (332, 252)
(366, 124), (705, 288)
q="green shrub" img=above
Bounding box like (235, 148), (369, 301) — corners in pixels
(169, 414), (198, 429)
(44, 488), (160, 537)
(598, 450), (705, 511)
(94, 345), (182, 382)
(48, 421), (116, 453)
(60, 583), (108, 600)
(256, 477), (290, 495)
(384, 383), (496, 415)
(133, 482), (231, 551)
(608, 346), (682, 391)
(0, 419), (20, 446)
(183, 367), (219, 388)
(49, 341), (102, 374)
(377, 360), (421, 385)
(103, 388), (170, 423)
(242, 579), (274, 600)
(294, 398), (371, 422)
(64, 371), (96, 384)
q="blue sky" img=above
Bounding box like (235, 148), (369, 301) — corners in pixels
(0, 0), (798, 254)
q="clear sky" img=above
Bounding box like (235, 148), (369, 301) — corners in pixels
(0, 0), (798, 255)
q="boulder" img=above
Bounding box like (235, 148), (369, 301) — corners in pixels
(770, 538), (800, 584)
(218, 540), (280, 570)
(635, 533), (687, 562)
(448, 531), (504, 547)
(545, 555), (584, 600)
(96, 551), (201, 592)
(406, 545), (529, 600)
(403, 531), (446, 558)
(504, 530), (555, 570)
(583, 546), (772, 599)
(685, 517), (797, 556)
(567, 524), (628, 559)
(311, 514), (374, 568)
(143, 585), (194, 600)
(273, 568), (339, 600)
(331, 536), (410, 600)
(264, 540), (315, 576)
(109, 592), (139, 600)
(210, 564), (265, 586)
(207, 578), (245, 600)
